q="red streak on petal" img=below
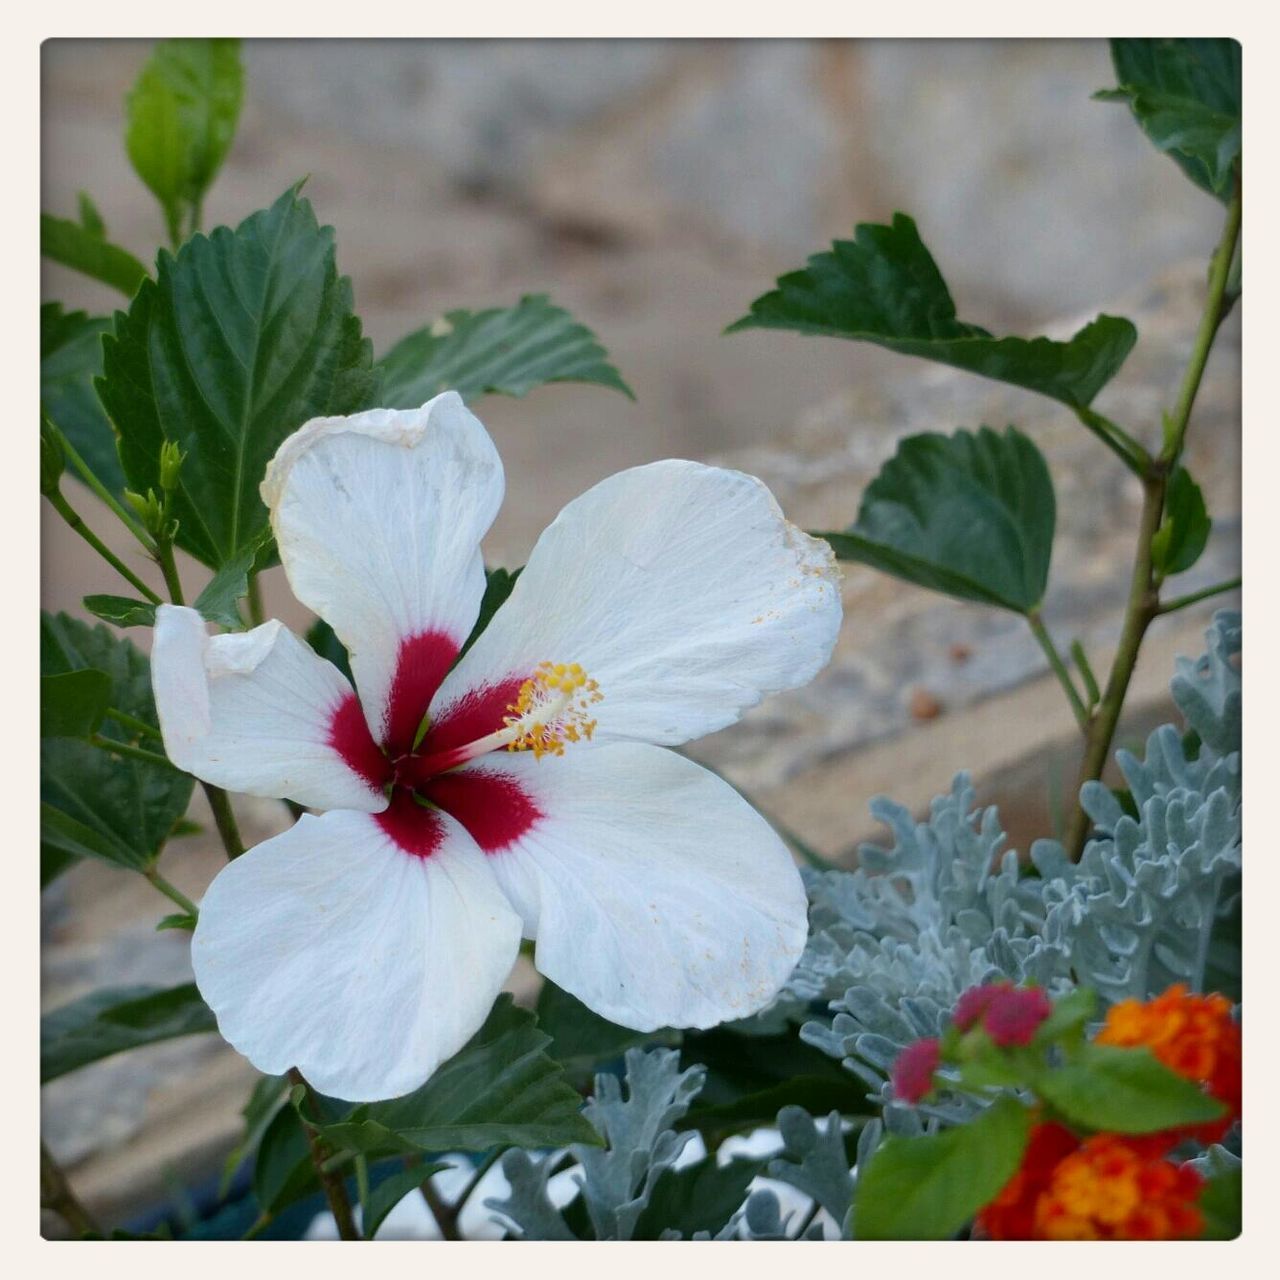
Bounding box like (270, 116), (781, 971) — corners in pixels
(421, 674), (529, 756)
(376, 790), (447, 859)
(422, 768), (542, 854)
(383, 630), (461, 755)
(328, 693), (392, 791)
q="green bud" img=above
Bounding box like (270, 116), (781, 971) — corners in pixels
(125, 487), (165, 536)
(40, 417), (65, 496)
(159, 440), (186, 493)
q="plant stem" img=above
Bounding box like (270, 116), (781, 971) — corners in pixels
(1026, 609), (1089, 730)
(154, 536), (185, 606)
(203, 783), (245, 859)
(104, 706), (163, 741)
(1063, 475), (1164, 858)
(142, 866), (199, 919)
(53, 426), (155, 552)
(1161, 183), (1243, 465)
(1073, 406), (1151, 474)
(418, 1171), (462, 1241)
(247, 572), (265, 627)
(1157, 576), (1242, 616)
(287, 1069), (360, 1241)
(45, 488), (161, 603)
(1062, 182), (1242, 860)
(41, 1142), (102, 1238)
(90, 733), (174, 770)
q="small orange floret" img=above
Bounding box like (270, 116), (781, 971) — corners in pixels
(1033, 1135), (1204, 1241)
(1097, 983), (1241, 1142)
(979, 1128), (1204, 1240)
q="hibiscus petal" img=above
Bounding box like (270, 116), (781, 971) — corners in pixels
(431, 460), (841, 747)
(152, 604), (389, 811)
(191, 807), (523, 1101)
(473, 743), (809, 1030)
(262, 392), (504, 752)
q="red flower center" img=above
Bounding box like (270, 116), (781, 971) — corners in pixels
(327, 629), (544, 857)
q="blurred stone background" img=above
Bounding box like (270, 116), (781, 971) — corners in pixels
(41, 38), (1240, 1232)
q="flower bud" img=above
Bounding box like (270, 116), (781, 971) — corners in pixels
(125, 487), (165, 536)
(159, 440), (186, 493)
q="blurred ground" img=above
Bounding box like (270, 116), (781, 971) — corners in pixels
(40, 38), (1240, 1232)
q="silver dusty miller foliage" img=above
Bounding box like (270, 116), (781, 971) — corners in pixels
(762, 612), (1241, 1124)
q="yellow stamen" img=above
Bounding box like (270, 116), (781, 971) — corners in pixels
(503, 661), (603, 760)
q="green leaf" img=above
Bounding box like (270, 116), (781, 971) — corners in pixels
(191, 538), (264, 629)
(40, 303), (126, 497)
(155, 912), (197, 932)
(41, 983), (216, 1083)
(457, 567), (523, 665)
(41, 669), (111, 738)
(1152, 466), (1211, 578)
(728, 214), (1136, 409)
(853, 1095), (1031, 1240)
(82, 594), (157, 628)
(1036, 1044), (1227, 1134)
(818, 426), (1055, 614)
(98, 185), (379, 570)
(253, 1104), (322, 1215)
(125, 38), (244, 245)
(535, 978), (670, 1090)
(319, 995), (599, 1156)
(362, 1163), (449, 1239)
(678, 1026), (869, 1134)
(633, 1156), (763, 1240)
(77, 191), (107, 239)
(305, 618), (353, 684)
(1103, 40), (1241, 202)
(1198, 1167), (1242, 1240)
(41, 612), (193, 875)
(40, 214), (148, 298)
(378, 294), (633, 408)
(1030, 986), (1097, 1046)
(221, 1075), (289, 1197)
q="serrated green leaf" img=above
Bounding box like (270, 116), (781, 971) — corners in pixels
(98, 186), (379, 570)
(1104, 40), (1241, 202)
(191, 538), (264, 629)
(378, 294), (632, 408)
(362, 1162), (449, 1239)
(854, 1095), (1031, 1240)
(126, 38), (244, 245)
(1036, 1044), (1226, 1134)
(41, 611), (193, 875)
(83, 594), (158, 628)
(41, 303), (126, 497)
(1152, 466), (1211, 578)
(728, 214), (1136, 409)
(40, 214), (148, 298)
(535, 978), (669, 1090)
(818, 426), (1055, 614)
(41, 983), (216, 1083)
(319, 995), (598, 1156)
(41, 669), (111, 738)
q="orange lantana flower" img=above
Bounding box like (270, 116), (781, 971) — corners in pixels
(1032, 1134), (1204, 1240)
(1097, 983), (1241, 1142)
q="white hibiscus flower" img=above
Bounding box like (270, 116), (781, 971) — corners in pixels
(152, 392), (842, 1101)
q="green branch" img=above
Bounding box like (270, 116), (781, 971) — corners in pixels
(1157, 576), (1241, 616)
(1026, 609), (1089, 730)
(45, 488), (162, 604)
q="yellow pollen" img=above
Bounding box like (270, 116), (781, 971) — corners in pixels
(502, 661), (603, 759)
